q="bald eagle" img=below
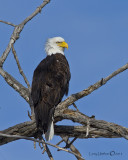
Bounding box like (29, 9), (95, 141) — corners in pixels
(31, 37), (71, 141)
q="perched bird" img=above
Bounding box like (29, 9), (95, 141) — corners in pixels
(31, 37), (71, 141)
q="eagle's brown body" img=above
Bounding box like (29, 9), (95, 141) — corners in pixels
(31, 53), (70, 138)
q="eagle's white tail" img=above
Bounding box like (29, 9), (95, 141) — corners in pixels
(45, 120), (54, 141)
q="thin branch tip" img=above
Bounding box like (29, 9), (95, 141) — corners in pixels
(0, 20), (16, 27)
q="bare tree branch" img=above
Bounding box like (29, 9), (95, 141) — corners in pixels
(64, 137), (77, 148)
(61, 136), (83, 160)
(11, 44), (30, 89)
(0, 67), (29, 102)
(42, 142), (54, 160)
(0, 0), (50, 67)
(56, 139), (64, 146)
(1, 113), (128, 145)
(56, 63), (128, 109)
(55, 108), (128, 140)
(38, 137), (54, 160)
(22, 0), (51, 25)
(0, 132), (85, 160)
(0, 20), (16, 27)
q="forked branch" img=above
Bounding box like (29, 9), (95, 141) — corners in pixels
(0, 0), (50, 67)
(0, 133), (84, 160)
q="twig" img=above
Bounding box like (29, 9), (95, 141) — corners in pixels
(0, 20), (16, 27)
(0, 133), (85, 160)
(0, 0), (50, 66)
(85, 119), (90, 137)
(43, 144), (54, 160)
(39, 137), (54, 160)
(64, 137), (77, 148)
(72, 103), (79, 111)
(62, 136), (83, 160)
(34, 141), (36, 149)
(28, 111), (32, 120)
(11, 44), (30, 89)
(56, 139), (64, 146)
(22, 0), (50, 25)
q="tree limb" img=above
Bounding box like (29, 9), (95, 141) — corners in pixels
(0, 67), (29, 102)
(0, 0), (50, 67)
(0, 132), (84, 160)
(0, 112), (128, 146)
(56, 63), (128, 109)
(11, 44), (30, 89)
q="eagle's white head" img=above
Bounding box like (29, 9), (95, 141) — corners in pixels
(45, 37), (68, 56)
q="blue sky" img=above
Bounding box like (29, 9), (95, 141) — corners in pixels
(0, 0), (128, 160)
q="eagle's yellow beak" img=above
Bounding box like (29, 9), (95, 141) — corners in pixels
(58, 41), (68, 49)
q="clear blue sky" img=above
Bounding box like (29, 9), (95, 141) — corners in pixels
(0, 0), (128, 160)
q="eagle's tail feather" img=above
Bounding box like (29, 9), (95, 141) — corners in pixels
(45, 119), (54, 141)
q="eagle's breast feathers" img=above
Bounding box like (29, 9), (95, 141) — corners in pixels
(31, 53), (70, 140)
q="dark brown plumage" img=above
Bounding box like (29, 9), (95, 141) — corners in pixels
(31, 53), (70, 140)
